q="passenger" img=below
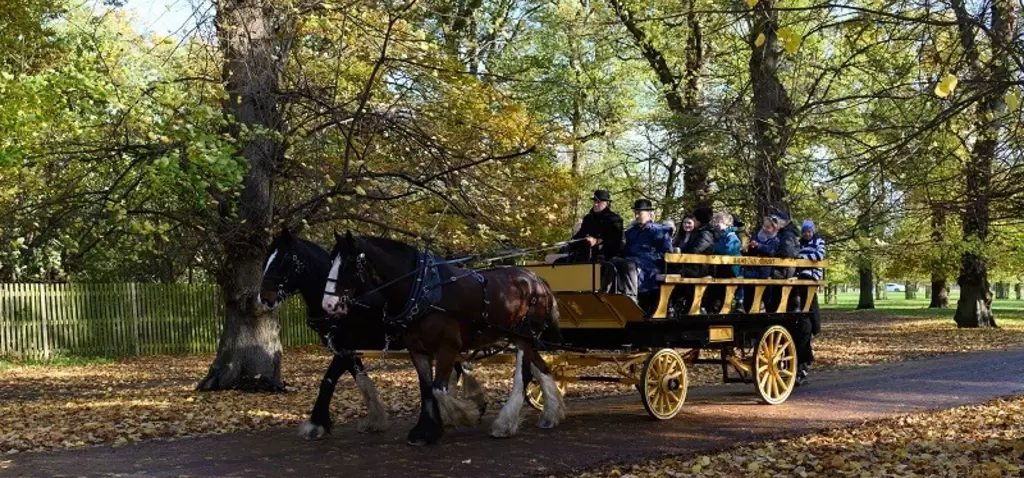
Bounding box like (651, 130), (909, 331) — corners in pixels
(672, 205), (715, 313)
(794, 220), (825, 386)
(672, 214), (697, 252)
(712, 213), (741, 278)
(771, 210), (800, 279)
(740, 215), (781, 313)
(679, 205), (716, 274)
(602, 199), (672, 307)
(564, 189), (624, 263)
(704, 212), (741, 312)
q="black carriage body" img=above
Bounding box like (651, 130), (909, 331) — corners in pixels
(557, 311), (803, 352)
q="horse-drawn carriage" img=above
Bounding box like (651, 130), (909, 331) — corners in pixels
(519, 254), (827, 419)
(261, 228), (826, 445)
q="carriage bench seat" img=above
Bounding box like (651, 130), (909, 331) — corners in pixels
(653, 254), (828, 318)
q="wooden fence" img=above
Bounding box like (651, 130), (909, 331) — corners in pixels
(0, 283), (320, 360)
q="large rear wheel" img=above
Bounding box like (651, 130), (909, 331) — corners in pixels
(640, 348), (687, 420)
(755, 325), (798, 405)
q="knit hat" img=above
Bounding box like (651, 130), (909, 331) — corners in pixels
(770, 209), (790, 223)
(693, 205), (713, 225)
(801, 220), (815, 232)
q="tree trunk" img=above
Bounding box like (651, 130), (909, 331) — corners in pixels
(857, 265), (874, 309)
(949, 0), (1012, 328)
(905, 281), (918, 300)
(929, 203), (949, 308)
(1016, 283), (1022, 301)
(995, 282), (1009, 300)
(748, 0), (793, 216)
(930, 277), (949, 308)
(198, 0), (291, 391)
(607, 0), (708, 216)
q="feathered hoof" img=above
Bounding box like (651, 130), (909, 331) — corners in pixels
(298, 420), (327, 441)
(489, 420), (520, 438)
(537, 417), (560, 429)
(357, 416), (390, 433)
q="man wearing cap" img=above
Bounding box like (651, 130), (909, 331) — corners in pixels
(566, 189), (624, 263)
(603, 199), (673, 305)
(795, 220), (826, 386)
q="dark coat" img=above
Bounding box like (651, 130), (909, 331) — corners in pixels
(679, 225), (717, 277)
(623, 221), (673, 292)
(772, 222), (800, 279)
(569, 207), (624, 261)
(743, 230), (780, 279)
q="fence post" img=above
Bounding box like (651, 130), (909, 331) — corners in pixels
(39, 283), (51, 359)
(130, 283), (141, 356)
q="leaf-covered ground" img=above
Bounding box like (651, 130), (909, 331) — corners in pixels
(579, 393), (1024, 478)
(1, 311), (1022, 455)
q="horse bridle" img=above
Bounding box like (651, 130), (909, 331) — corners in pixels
(260, 254), (306, 307)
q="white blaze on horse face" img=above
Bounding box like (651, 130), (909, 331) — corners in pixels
(264, 249), (278, 275)
(321, 255), (343, 313)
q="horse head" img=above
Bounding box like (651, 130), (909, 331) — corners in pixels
(260, 226), (306, 311)
(322, 231), (369, 316)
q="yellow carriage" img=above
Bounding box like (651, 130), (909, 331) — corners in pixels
(519, 254), (827, 419)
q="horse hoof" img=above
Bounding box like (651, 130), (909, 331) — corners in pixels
(537, 419), (558, 429)
(489, 429), (515, 438)
(298, 421), (327, 441)
(357, 418), (390, 433)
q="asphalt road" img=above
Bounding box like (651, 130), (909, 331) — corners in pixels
(3, 348), (1023, 478)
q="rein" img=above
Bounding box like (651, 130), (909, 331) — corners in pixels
(318, 237), (588, 362)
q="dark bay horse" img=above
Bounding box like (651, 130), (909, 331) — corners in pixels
(321, 232), (565, 445)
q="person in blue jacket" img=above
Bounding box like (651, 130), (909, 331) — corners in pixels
(703, 212), (741, 312)
(602, 199), (672, 306)
(740, 215), (781, 313)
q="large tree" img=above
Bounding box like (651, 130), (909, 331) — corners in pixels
(197, 0), (297, 391)
(949, 0), (1016, 328)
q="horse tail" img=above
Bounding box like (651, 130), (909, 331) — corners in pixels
(535, 277), (563, 349)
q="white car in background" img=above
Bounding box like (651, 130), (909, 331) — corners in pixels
(885, 283), (906, 292)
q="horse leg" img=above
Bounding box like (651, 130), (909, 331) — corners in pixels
(350, 356), (389, 433)
(432, 347), (484, 428)
(490, 346), (526, 438)
(299, 354), (350, 440)
(407, 352), (443, 446)
(453, 361), (487, 416)
(527, 346), (565, 429)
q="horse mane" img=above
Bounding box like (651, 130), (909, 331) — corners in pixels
(358, 235), (420, 264)
(294, 237), (330, 262)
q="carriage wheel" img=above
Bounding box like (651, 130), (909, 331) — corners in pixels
(755, 325), (798, 405)
(640, 348), (687, 420)
(526, 377), (567, 411)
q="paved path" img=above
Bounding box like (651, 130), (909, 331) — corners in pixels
(4, 348), (1023, 478)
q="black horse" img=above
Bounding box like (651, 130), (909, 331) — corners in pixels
(322, 232), (565, 446)
(259, 227), (390, 439)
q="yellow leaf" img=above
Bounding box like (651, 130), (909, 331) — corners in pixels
(825, 190), (839, 201)
(755, 33), (766, 47)
(701, 456), (711, 466)
(1006, 90), (1020, 110)
(935, 73), (958, 98)
(777, 27), (793, 41)
(354, 186), (366, 196)
(784, 37), (800, 54)
(746, 0), (758, 7)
